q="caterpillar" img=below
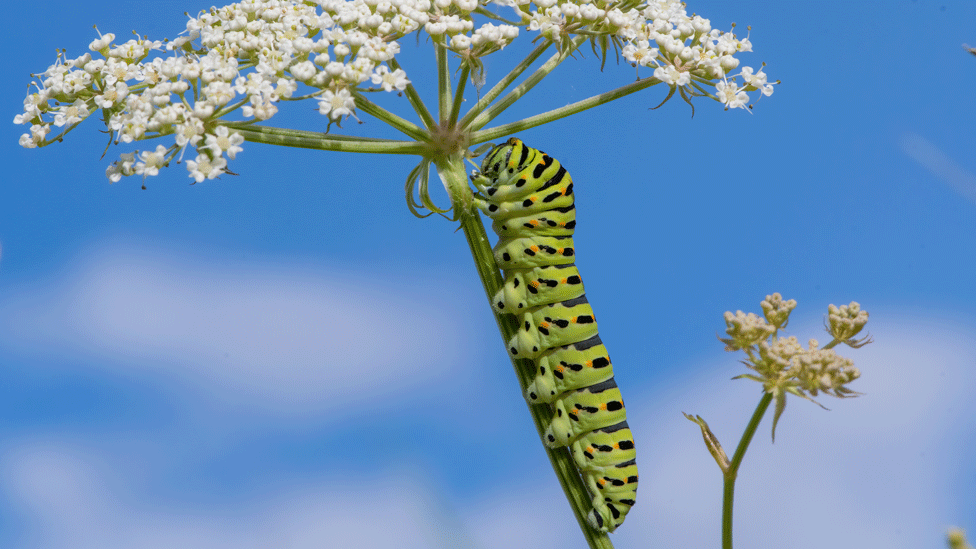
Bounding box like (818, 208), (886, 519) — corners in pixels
(470, 137), (638, 533)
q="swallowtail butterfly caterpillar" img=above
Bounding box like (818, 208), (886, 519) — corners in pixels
(470, 138), (638, 532)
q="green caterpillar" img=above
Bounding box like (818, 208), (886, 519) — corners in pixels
(471, 137), (638, 533)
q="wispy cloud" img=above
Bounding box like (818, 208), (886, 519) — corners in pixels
(0, 241), (474, 415)
(1, 441), (465, 549)
(901, 132), (976, 205)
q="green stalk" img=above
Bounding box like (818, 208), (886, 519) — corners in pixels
(437, 41), (451, 122)
(434, 153), (615, 549)
(471, 76), (661, 144)
(221, 124), (425, 154)
(447, 64), (470, 128)
(353, 92), (430, 141)
(457, 41), (551, 130)
(464, 36), (588, 133)
(722, 392), (774, 549)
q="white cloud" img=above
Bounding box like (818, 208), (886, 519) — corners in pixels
(2, 257), (973, 549)
(0, 242), (473, 415)
(0, 441), (464, 549)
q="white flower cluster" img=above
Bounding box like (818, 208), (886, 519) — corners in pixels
(14, 0), (773, 182)
(827, 301), (869, 342)
(722, 295), (866, 406)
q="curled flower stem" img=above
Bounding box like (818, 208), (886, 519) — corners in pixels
(465, 36), (587, 132)
(220, 123), (425, 154)
(353, 93), (430, 141)
(388, 58), (437, 131)
(435, 152), (615, 549)
(457, 41), (551, 130)
(723, 392), (774, 549)
(472, 75), (662, 144)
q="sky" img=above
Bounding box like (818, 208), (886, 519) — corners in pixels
(3, 1), (976, 548)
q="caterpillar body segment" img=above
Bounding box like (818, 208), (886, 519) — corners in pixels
(492, 235), (576, 270)
(507, 296), (600, 359)
(543, 378), (628, 447)
(490, 264), (585, 313)
(472, 137), (638, 533)
(526, 335), (614, 403)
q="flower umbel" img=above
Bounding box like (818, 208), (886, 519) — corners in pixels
(724, 294), (869, 439)
(15, 0), (776, 188)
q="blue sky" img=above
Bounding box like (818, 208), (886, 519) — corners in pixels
(4, 1), (975, 548)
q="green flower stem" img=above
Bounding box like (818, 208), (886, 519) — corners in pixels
(221, 123), (426, 154)
(722, 392), (774, 549)
(457, 41), (551, 130)
(464, 36), (588, 133)
(821, 338), (842, 350)
(353, 93), (430, 141)
(471, 75), (662, 144)
(388, 58), (437, 131)
(448, 64), (470, 128)
(212, 96), (253, 120)
(471, 5), (522, 26)
(437, 41), (451, 122)
(435, 152), (615, 549)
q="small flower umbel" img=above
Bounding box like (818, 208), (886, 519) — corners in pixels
(723, 294), (867, 439)
(688, 293), (869, 549)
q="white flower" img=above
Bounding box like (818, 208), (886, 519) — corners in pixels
(289, 60), (319, 82)
(318, 88), (356, 120)
(94, 82), (129, 108)
(204, 126), (245, 159)
(242, 95), (278, 120)
(622, 40), (658, 67)
(370, 66), (409, 92)
(89, 32), (115, 52)
(18, 124), (50, 148)
(175, 117), (206, 148)
(106, 152), (137, 182)
(53, 99), (90, 127)
(135, 144), (170, 176)
(186, 153), (228, 183)
(716, 79), (748, 110)
(741, 66), (774, 96)
(653, 65), (689, 86)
